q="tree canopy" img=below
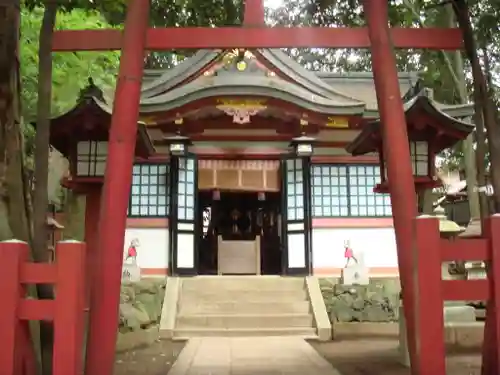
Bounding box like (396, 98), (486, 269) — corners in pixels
(20, 6), (120, 157)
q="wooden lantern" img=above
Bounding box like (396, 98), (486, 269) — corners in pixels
(346, 93), (474, 194)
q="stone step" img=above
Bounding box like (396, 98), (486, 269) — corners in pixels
(181, 277), (305, 291)
(178, 301), (311, 315)
(176, 313), (314, 329)
(170, 327), (317, 338)
(180, 289), (308, 301)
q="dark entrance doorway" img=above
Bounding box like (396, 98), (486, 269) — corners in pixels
(197, 191), (282, 275)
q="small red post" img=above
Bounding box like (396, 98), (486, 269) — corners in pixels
(0, 240), (29, 375)
(85, 1), (150, 374)
(362, 1), (419, 373)
(481, 215), (500, 375)
(52, 241), (86, 375)
(414, 217), (446, 375)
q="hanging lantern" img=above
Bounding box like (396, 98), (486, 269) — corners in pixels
(163, 132), (191, 157)
(290, 134), (316, 157)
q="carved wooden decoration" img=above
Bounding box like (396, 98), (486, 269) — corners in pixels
(198, 159), (279, 192)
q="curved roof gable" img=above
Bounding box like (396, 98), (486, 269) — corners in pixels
(256, 49), (361, 102)
(139, 48), (366, 115)
(141, 50), (221, 99)
(140, 73), (365, 115)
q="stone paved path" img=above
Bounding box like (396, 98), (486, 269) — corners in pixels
(167, 337), (342, 375)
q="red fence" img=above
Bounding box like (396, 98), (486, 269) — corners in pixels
(412, 216), (500, 375)
(0, 240), (86, 375)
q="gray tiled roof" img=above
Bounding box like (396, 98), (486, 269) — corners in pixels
(138, 49), (473, 118)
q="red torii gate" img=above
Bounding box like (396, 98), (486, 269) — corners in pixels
(44, 1), (498, 375)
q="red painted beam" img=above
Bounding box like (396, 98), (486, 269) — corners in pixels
(18, 299), (55, 321)
(442, 279), (490, 301)
(52, 27), (463, 52)
(20, 263), (57, 284)
(440, 238), (489, 262)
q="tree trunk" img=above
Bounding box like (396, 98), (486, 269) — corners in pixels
(0, 1), (32, 243)
(0, 2), (41, 372)
(445, 4), (484, 220)
(453, 0), (500, 212)
(33, 2), (57, 375)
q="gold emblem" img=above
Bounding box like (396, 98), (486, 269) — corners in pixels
(326, 117), (349, 128)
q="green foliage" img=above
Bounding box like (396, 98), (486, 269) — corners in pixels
(23, 0), (127, 14)
(142, 0), (243, 68)
(268, 0), (500, 170)
(20, 7), (120, 122)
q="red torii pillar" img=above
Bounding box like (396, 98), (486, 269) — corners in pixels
(362, 1), (420, 374)
(84, 0), (150, 374)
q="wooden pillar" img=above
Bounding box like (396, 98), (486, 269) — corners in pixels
(84, 1), (150, 374)
(0, 240), (27, 375)
(243, 0), (264, 26)
(84, 185), (101, 306)
(362, 0), (419, 373)
(52, 241), (86, 375)
(414, 217), (446, 375)
(481, 215), (500, 375)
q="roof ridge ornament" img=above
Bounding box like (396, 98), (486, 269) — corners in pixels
(78, 77), (106, 104)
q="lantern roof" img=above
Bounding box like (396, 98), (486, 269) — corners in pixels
(345, 90), (475, 156)
(35, 78), (154, 159)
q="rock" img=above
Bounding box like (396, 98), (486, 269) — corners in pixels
(330, 301), (354, 322)
(351, 297), (365, 310)
(118, 279), (166, 332)
(361, 305), (394, 322)
(119, 303), (150, 331)
(135, 292), (162, 321)
(321, 277), (400, 323)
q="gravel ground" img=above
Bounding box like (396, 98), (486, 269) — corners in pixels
(114, 340), (185, 375)
(311, 338), (482, 375)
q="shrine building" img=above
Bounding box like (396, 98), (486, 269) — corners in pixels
(48, 48), (474, 277)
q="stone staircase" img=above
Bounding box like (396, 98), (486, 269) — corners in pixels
(162, 276), (321, 339)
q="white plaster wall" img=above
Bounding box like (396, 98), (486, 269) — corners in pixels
(122, 227), (399, 275)
(124, 228), (169, 270)
(312, 228), (398, 275)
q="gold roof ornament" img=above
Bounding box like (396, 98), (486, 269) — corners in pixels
(326, 116), (349, 128)
(139, 116), (158, 126)
(215, 98), (267, 124)
(300, 115), (308, 127)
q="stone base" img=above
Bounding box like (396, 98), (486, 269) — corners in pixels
(444, 305), (476, 322)
(398, 305), (477, 367)
(341, 265), (369, 285)
(122, 263), (141, 282)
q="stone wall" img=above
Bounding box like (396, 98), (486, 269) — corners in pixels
(119, 279), (166, 333)
(320, 277), (401, 323)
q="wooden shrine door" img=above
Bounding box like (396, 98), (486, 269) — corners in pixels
(169, 154), (199, 275)
(281, 157), (313, 275)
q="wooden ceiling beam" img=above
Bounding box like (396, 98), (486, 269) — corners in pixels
(153, 116), (300, 133)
